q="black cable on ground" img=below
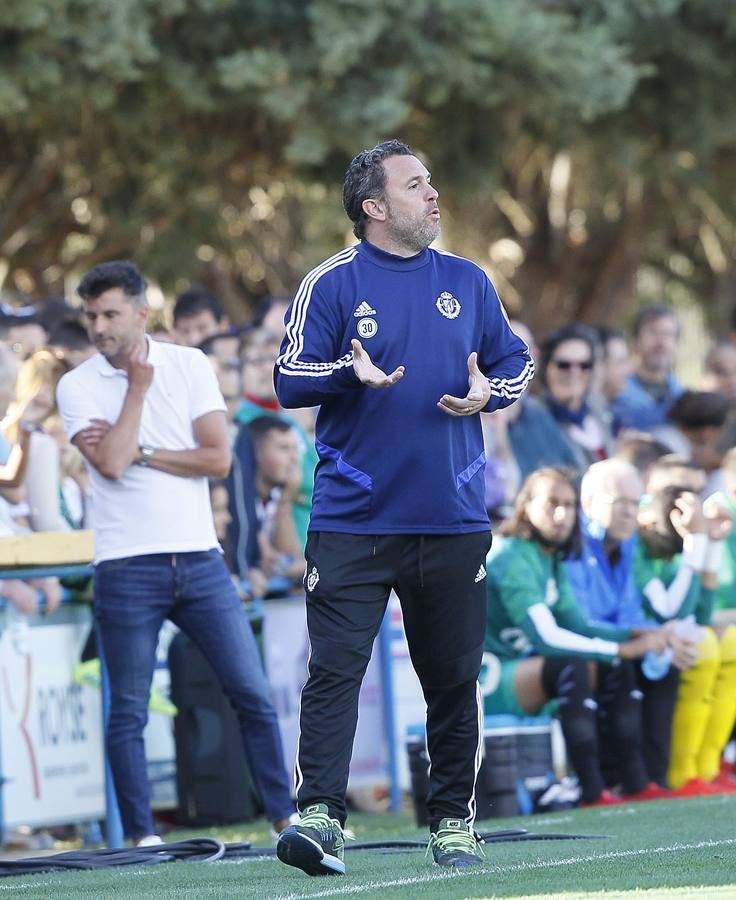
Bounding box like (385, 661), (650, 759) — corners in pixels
(0, 829), (608, 877)
(0, 838), (226, 877)
(224, 829), (608, 859)
(478, 830), (609, 843)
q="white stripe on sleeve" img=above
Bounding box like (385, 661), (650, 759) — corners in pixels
(527, 604), (619, 658)
(642, 565), (694, 620)
(278, 247), (358, 377)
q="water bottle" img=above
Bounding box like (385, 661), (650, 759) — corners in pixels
(641, 646), (674, 681)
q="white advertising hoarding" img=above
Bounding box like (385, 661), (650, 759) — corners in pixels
(261, 598), (388, 790)
(0, 607), (105, 828)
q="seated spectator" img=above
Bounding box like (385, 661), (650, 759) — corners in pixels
(509, 319), (540, 375)
(199, 333), (243, 429)
(646, 453), (707, 497)
(712, 447), (736, 626)
(48, 319), (95, 368)
(207, 478), (237, 571)
(591, 326), (631, 432)
(248, 416), (305, 587)
(172, 286), (229, 347)
(540, 324), (614, 466)
(480, 410), (521, 522)
(611, 305), (684, 434)
(0, 345), (51, 490)
(3, 349), (72, 532)
(614, 434), (671, 484)
(652, 391), (729, 495)
(255, 296), (290, 342)
(506, 324), (612, 478)
(0, 465), (64, 618)
(35, 296), (80, 337)
(702, 341), (736, 453)
(233, 328), (316, 547)
(47, 416), (93, 530)
(636, 477), (735, 792)
(148, 321), (174, 343)
(0, 352), (65, 616)
(3, 307), (48, 359)
(703, 341), (736, 404)
(235, 329), (283, 423)
(0, 342), (21, 420)
(483, 466), (667, 806)
(478, 318), (536, 517)
(567, 459), (695, 789)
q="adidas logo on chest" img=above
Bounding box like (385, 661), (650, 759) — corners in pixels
(354, 301), (377, 316)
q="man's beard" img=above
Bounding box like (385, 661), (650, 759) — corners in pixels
(385, 207), (440, 253)
(529, 523), (571, 556)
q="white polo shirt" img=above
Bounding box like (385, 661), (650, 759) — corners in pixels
(56, 338), (226, 563)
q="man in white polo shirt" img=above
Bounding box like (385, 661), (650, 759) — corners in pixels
(56, 260), (295, 845)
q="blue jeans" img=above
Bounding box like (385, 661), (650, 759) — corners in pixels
(94, 549), (294, 839)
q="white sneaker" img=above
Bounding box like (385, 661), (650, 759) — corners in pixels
(137, 834), (164, 847)
(270, 812), (300, 844)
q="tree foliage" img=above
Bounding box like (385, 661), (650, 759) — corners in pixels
(1, 0), (736, 331)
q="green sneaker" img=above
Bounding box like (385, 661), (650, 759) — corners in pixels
(276, 803), (345, 876)
(427, 818), (485, 869)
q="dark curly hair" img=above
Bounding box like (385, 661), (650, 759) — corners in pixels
(77, 260), (147, 305)
(343, 140), (413, 240)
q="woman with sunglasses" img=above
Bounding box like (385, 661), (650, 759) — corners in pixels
(542, 323), (614, 465)
(505, 323), (614, 478)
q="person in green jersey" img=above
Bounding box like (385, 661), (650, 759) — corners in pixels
(483, 466), (673, 805)
(636, 462), (736, 794)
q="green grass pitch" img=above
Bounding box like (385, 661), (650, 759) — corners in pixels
(4, 795), (735, 899)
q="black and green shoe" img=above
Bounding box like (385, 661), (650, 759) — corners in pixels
(427, 818), (485, 869)
(276, 803), (345, 876)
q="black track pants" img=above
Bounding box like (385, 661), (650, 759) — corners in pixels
(295, 531), (492, 829)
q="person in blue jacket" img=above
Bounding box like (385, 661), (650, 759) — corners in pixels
(610, 305), (684, 433)
(565, 458), (697, 791)
(274, 139), (534, 875)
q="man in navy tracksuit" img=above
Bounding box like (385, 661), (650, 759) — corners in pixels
(275, 140), (534, 875)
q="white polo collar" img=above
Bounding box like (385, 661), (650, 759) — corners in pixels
(96, 335), (167, 378)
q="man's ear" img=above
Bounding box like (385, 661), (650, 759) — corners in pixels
(361, 197), (386, 224)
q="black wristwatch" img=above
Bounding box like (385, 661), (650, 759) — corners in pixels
(138, 444), (155, 467)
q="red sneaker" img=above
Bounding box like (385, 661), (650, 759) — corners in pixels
(579, 789), (624, 808)
(623, 782), (672, 802)
(672, 778), (721, 797)
(710, 771), (736, 793)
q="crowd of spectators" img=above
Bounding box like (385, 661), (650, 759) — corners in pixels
(1, 290), (735, 814)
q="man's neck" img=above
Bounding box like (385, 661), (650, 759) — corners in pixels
(255, 476), (276, 502)
(635, 365), (668, 386)
(602, 533), (622, 563)
(364, 232), (424, 259)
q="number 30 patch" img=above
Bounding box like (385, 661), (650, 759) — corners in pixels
(357, 317), (378, 339)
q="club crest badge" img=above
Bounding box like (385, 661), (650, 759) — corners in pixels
(436, 291), (461, 319)
(306, 566), (320, 592)
(357, 317), (378, 339)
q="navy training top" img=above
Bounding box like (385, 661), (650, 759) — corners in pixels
(275, 240), (534, 534)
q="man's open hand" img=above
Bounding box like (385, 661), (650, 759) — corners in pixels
(438, 352), (491, 417)
(351, 339), (405, 388)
